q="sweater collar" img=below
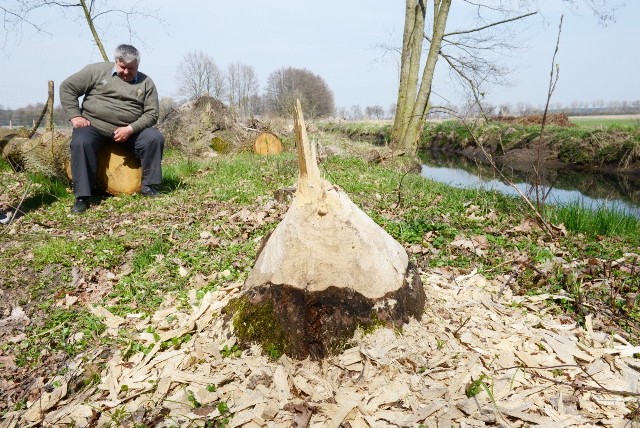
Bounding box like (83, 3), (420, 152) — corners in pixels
(112, 68), (139, 83)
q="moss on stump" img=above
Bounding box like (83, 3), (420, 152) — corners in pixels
(228, 265), (424, 360)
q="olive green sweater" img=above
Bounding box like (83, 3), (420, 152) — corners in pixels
(59, 62), (159, 136)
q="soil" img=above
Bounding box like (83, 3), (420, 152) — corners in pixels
(426, 115), (640, 176)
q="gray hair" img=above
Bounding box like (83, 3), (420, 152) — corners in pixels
(114, 44), (140, 64)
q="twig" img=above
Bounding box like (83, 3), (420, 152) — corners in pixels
(531, 372), (640, 397)
(393, 164), (421, 209)
(453, 316), (471, 337)
(496, 363), (640, 397)
(533, 15), (563, 210)
(457, 118), (555, 235)
(238, 126), (261, 133)
(1, 180), (32, 229)
(28, 103), (49, 139)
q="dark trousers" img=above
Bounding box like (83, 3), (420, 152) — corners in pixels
(70, 126), (164, 198)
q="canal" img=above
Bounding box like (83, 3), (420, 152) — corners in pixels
(420, 152), (640, 218)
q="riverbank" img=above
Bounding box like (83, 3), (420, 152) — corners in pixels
(424, 116), (640, 175)
(319, 116), (640, 209)
(318, 115), (640, 175)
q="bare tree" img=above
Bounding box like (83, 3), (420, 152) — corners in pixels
(388, 103), (397, 119)
(176, 50), (226, 101)
(1, 1), (163, 57)
(264, 67), (335, 118)
(159, 96), (178, 121)
(350, 105), (364, 120)
(365, 105), (385, 120)
(226, 62), (260, 118)
(390, 0), (623, 157)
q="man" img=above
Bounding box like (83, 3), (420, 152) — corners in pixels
(60, 44), (164, 213)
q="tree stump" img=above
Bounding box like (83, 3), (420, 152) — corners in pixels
(227, 100), (425, 360)
(97, 144), (142, 195)
(253, 132), (283, 155)
(66, 144), (142, 196)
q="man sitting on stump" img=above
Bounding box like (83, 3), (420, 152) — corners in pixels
(60, 44), (164, 213)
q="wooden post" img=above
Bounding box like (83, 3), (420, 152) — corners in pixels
(47, 81), (54, 132)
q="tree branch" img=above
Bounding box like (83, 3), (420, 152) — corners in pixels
(443, 11), (537, 37)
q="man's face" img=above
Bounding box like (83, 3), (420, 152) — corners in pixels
(115, 59), (139, 82)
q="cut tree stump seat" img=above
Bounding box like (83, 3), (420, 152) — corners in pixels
(66, 144), (142, 196)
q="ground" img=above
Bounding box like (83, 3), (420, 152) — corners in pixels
(1, 113), (639, 426)
(3, 263), (639, 427)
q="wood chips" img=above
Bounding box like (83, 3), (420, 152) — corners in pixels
(2, 269), (639, 427)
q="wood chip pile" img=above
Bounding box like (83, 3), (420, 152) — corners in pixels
(2, 269), (638, 427)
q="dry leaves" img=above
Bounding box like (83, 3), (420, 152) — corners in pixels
(2, 271), (639, 427)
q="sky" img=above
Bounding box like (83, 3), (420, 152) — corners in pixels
(1, 1), (638, 112)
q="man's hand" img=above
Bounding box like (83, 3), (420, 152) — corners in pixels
(70, 117), (91, 128)
(113, 125), (134, 143)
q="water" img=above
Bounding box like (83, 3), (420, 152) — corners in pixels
(420, 153), (640, 218)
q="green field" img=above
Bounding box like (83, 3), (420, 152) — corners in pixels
(569, 115), (640, 129)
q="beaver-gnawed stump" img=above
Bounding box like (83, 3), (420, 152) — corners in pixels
(226, 100), (425, 360)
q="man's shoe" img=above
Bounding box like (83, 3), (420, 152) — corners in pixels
(71, 197), (89, 214)
(140, 185), (160, 197)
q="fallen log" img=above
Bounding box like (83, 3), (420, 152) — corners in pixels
(253, 131), (283, 155)
(2, 132), (142, 195)
(227, 100), (425, 359)
(2, 131), (70, 178)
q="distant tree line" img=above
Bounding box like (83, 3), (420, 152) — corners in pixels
(3, 97), (639, 129)
(471, 100), (640, 118)
(174, 50), (336, 120)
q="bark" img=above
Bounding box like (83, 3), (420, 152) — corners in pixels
(1, 132), (69, 179)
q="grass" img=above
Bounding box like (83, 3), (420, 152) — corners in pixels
(1, 138), (640, 387)
(545, 200), (640, 238)
(570, 116), (640, 129)
(321, 118), (640, 168)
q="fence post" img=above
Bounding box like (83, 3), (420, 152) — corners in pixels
(47, 81), (54, 132)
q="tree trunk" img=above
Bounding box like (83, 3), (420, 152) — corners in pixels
(65, 144), (142, 196)
(1, 132), (70, 178)
(391, 0), (452, 155)
(1, 133), (142, 196)
(227, 100), (426, 360)
(95, 145), (142, 195)
(391, 0), (426, 147)
(253, 132), (283, 155)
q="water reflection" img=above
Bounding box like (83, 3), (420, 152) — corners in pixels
(420, 151), (640, 218)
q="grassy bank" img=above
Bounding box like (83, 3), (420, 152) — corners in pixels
(318, 118), (640, 167)
(1, 140), (639, 414)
